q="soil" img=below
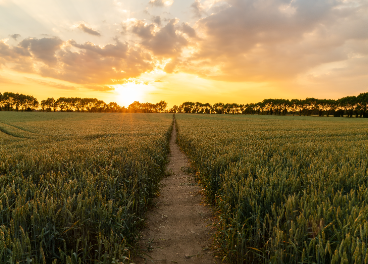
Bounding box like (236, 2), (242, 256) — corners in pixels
(133, 122), (220, 264)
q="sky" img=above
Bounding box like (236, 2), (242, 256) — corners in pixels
(0, 0), (367, 107)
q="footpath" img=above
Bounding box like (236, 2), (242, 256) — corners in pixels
(134, 122), (219, 263)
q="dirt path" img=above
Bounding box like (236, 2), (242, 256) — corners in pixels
(134, 122), (219, 264)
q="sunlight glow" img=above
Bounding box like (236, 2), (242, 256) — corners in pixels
(114, 81), (153, 107)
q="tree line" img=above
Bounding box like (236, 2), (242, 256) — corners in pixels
(169, 92), (368, 117)
(1, 91), (368, 117)
(0, 92), (167, 113)
(0, 92), (38, 111)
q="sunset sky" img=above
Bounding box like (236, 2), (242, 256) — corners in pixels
(0, 0), (367, 107)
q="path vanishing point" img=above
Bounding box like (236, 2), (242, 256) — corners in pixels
(134, 122), (220, 264)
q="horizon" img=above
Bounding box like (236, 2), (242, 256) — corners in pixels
(2, 89), (367, 108)
(1, 0), (367, 107)
(2, 90), (367, 114)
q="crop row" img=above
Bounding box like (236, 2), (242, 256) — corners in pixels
(176, 114), (368, 263)
(0, 112), (173, 263)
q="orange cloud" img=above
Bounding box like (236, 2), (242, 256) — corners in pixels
(0, 38), (154, 91)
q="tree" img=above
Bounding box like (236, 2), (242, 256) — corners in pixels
(213, 103), (224, 114)
(156, 101), (167, 113)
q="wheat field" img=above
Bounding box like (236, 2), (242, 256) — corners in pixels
(0, 112), (173, 263)
(176, 114), (368, 264)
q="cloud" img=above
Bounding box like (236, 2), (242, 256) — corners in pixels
(149, 0), (174, 7)
(182, 0), (368, 84)
(38, 39), (154, 85)
(0, 40), (33, 71)
(0, 41), (14, 63)
(24, 77), (77, 90)
(164, 58), (179, 73)
(1, 19), (196, 85)
(191, 0), (205, 18)
(180, 23), (197, 38)
(9, 34), (21, 41)
(132, 20), (155, 40)
(152, 16), (162, 26)
(0, 40), (26, 60)
(68, 39), (129, 58)
(1, 37), (154, 88)
(78, 23), (101, 36)
(19, 37), (63, 66)
(132, 19), (188, 57)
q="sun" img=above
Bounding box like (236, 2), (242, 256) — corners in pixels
(114, 82), (145, 107)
